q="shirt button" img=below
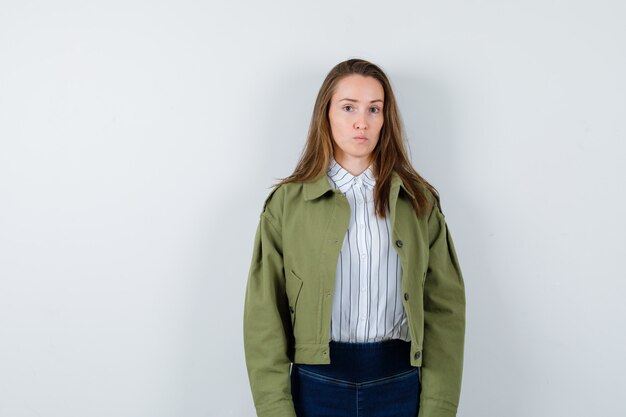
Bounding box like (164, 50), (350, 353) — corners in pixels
(361, 253), (366, 259)
(414, 351), (421, 359)
(395, 239), (403, 247)
(361, 287), (366, 292)
(404, 293), (409, 300)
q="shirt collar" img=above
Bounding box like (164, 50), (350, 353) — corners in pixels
(303, 166), (412, 202)
(327, 157), (376, 194)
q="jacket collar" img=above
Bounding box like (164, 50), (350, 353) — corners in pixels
(303, 168), (413, 201)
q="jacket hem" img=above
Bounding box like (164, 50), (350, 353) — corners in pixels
(292, 342), (423, 366)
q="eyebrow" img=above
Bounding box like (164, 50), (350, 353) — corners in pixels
(338, 98), (384, 104)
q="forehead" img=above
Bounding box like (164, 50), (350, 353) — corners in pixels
(332, 74), (384, 101)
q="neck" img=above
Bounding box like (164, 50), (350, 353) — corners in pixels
(334, 153), (372, 177)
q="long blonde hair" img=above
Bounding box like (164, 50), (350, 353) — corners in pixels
(274, 58), (439, 219)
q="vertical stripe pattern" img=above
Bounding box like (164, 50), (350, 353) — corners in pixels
(326, 157), (410, 343)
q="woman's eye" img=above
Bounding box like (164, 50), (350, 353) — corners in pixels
(342, 105), (381, 113)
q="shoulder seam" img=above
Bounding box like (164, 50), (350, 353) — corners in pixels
(260, 184), (284, 232)
(261, 211), (281, 234)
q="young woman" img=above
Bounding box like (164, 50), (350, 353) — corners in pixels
(243, 58), (466, 417)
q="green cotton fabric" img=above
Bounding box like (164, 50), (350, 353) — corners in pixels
(243, 170), (466, 417)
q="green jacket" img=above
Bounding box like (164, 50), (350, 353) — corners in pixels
(243, 170), (466, 417)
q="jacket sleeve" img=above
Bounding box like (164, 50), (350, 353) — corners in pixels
(418, 200), (466, 417)
(243, 201), (296, 417)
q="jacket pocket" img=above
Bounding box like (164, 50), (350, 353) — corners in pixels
(286, 269), (304, 328)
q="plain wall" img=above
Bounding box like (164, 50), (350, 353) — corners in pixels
(1, 1), (625, 416)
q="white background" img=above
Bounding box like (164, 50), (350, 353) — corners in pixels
(1, 1), (625, 416)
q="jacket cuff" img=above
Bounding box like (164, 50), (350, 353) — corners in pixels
(418, 398), (459, 417)
(255, 400), (297, 417)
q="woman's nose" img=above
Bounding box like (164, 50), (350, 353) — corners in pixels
(354, 113), (368, 130)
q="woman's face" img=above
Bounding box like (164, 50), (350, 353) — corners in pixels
(328, 74), (384, 164)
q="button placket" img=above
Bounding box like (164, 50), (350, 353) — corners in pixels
(356, 183), (370, 341)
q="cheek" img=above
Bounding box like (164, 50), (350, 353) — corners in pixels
(330, 112), (350, 131)
(372, 116), (384, 131)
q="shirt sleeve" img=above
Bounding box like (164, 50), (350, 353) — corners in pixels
(418, 200), (467, 417)
(243, 205), (296, 417)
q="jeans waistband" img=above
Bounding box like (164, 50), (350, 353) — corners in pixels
(293, 338), (415, 383)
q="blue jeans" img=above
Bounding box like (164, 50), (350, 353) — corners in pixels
(290, 339), (421, 417)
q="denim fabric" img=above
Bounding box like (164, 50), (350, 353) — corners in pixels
(290, 339), (421, 417)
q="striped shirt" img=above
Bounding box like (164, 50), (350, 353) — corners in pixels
(326, 157), (410, 343)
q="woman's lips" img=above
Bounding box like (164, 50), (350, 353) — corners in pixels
(353, 136), (367, 142)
